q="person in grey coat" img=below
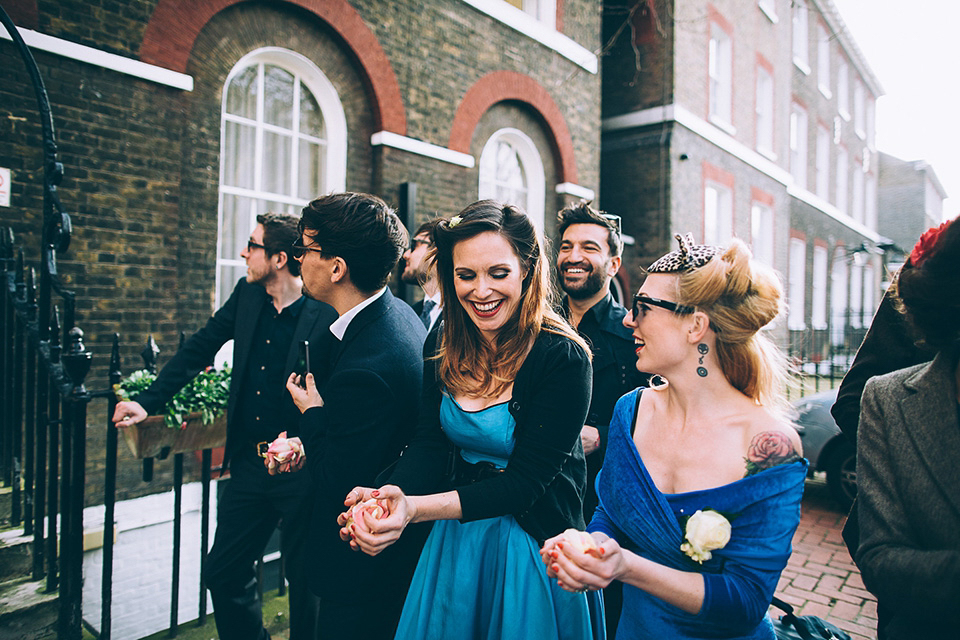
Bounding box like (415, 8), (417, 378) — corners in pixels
(855, 216), (960, 640)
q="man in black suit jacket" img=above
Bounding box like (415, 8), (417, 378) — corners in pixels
(280, 192), (427, 640)
(113, 213), (336, 640)
(555, 201), (648, 640)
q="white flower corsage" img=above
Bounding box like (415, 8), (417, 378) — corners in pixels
(449, 215), (462, 227)
(680, 509), (732, 564)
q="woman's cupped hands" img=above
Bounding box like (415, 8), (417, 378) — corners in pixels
(338, 485), (412, 556)
(540, 530), (624, 593)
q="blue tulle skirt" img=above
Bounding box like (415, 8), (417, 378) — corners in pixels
(394, 514), (593, 640)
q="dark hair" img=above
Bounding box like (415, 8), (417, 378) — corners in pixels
(257, 212), (301, 276)
(894, 218), (960, 351)
(413, 218), (443, 244)
(299, 192), (406, 293)
(433, 200), (589, 397)
(556, 200), (623, 257)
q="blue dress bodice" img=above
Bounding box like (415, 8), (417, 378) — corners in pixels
(590, 389), (807, 639)
(439, 393), (514, 467)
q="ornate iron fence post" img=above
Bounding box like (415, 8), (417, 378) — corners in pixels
(60, 327), (92, 640)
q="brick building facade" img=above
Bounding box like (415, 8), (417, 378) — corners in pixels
(598, 0), (938, 357)
(1, 0), (602, 502)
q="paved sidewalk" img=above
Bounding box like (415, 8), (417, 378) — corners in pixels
(772, 477), (877, 639)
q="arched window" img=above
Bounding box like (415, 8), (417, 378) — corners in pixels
(478, 128), (545, 229)
(217, 47), (347, 308)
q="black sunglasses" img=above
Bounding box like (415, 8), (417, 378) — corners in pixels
(291, 238), (330, 259)
(631, 293), (695, 318)
(409, 238), (429, 251)
(246, 240), (267, 252)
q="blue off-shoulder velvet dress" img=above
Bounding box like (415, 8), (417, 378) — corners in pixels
(589, 389), (807, 640)
(394, 394), (593, 640)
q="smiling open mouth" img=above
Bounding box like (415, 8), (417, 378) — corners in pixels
(562, 265), (590, 275)
(471, 300), (503, 317)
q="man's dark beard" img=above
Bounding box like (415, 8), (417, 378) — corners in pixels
(559, 264), (606, 300)
(401, 267), (426, 286)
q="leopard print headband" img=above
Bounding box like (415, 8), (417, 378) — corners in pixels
(647, 233), (721, 273)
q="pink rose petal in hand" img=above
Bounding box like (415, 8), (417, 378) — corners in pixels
(265, 431), (304, 472)
(560, 528), (603, 558)
(344, 498), (385, 533)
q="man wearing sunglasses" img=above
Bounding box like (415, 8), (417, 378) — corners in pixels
(555, 200), (649, 639)
(401, 218), (444, 332)
(113, 212), (335, 640)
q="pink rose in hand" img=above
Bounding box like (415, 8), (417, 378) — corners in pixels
(344, 498), (385, 533)
(560, 528), (603, 558)
(265, 431), (304, 473)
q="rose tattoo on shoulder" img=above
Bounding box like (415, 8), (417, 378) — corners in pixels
(744, 431), (801, 477)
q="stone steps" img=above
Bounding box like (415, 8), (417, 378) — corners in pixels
(0, 529), (57, 640)
(0, 484), (57, 640)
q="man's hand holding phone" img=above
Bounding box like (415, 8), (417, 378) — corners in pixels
(287, 340), (323, 412)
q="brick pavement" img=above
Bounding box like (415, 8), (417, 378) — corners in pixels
(772, 477), (877, 639)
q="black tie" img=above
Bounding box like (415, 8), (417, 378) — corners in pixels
(419, 299), (436, 329)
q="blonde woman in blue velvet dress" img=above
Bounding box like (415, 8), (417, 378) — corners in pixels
(543, 235), (806, 639)
(338, 201), (598, 640)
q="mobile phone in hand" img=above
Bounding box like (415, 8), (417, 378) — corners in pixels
(296, 340), (310, 388)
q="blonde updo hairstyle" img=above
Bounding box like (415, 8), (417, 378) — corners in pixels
(672, 239), (790, 414)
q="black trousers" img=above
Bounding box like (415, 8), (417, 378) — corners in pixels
(316, 593), (406, 640)
(206, 450), (319, 640)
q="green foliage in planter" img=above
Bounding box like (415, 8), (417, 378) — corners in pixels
(114, 367), (231, 429)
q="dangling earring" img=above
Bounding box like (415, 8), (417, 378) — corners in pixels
(696, 343), (709, 377)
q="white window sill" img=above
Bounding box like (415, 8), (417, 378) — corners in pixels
(757, 147), (777, 162)
(759, 3), (778, 24)
(793, 58), (811, 75)
(819, 86), (832, 100)
(708, 115), (737, 137)
(459, 0), (596, 73)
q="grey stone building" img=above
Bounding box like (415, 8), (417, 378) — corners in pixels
(878, 151), (946, 259)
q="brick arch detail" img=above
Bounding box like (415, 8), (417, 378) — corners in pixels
(139, 0), (406, 134)
(449, 71), (577, 184)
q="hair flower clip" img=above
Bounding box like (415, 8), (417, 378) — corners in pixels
(449, 215), (462, 228)
(908, 219), (953, 268)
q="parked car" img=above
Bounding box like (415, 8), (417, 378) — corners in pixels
(792, 389), (857, 509)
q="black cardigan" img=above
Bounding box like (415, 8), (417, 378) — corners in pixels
(389, 328), (592, 544)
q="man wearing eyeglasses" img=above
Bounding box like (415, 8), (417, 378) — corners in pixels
(113, 212), (335, 640)
(555, 200), (649, 639)
(276, 192), (427, 640)
(401, 219), (443, 332)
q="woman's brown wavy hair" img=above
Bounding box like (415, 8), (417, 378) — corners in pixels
(431, 200), (589, 397)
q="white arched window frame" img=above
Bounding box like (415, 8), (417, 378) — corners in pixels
(216, 47), (347, 309)
(478, 127), (546, 230)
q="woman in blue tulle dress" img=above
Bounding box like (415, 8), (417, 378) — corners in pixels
(338, 201), (598, 640)
(543, 235), (806, 639)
